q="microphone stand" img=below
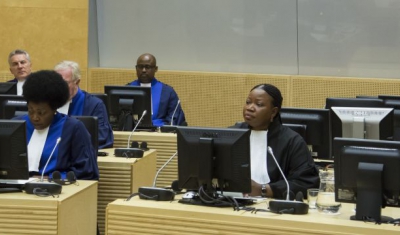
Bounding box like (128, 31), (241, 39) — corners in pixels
(160, 100), (181, 133)
(114, 110), (147, 158)
(267, 147), (309, 214)
(136, 152), (178, 201)
(24, 138), (63, 194)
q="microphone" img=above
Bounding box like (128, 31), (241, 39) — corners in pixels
(160, 101), (180, 133)
(114, 110), (147, 158)
(267, 146), (309, 214)
(127, 110), (147, 148)
(170, 100), (180, 126)
(137, 152), (177, 201)
(24, 137), (63, 194)
(40, 137), (62, 182)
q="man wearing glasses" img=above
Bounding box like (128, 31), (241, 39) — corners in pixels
(127, 53), (186, 127)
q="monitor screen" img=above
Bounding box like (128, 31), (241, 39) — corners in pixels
(331, 107), (393, 140)
(334, 137), (400, 222)
(0, 120), (29, 179)
(280, 107), (331, 159)
(104, 85), (152, 131)
(0, 82), (17, 95)
(0, 95), (28, 119)
(177, 126), (251, 194)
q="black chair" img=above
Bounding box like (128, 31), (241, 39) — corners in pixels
(90, 93), (109, 114)
(72, 116), (99, 155)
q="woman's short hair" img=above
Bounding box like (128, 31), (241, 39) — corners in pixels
(23, 70), (69, 110)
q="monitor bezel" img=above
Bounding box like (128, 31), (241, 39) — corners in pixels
(104, 85), (152, 130)
(0, 120), (29, 180)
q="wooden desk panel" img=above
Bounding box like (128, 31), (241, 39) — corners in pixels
(113, 131), (177, 188)
(97, 148), (156, 235)
(106, 198), (400, 235)
(0, 180), (97, 235)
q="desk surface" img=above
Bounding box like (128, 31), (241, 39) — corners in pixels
(0, 180), (97, 235)
(106, 197), (400, 235)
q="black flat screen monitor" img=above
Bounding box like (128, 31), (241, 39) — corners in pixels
(0, 82), (17, 95)
(334, 137), (400, 222)
(378, 95), (400, 141)
(325, 97), (384, 110)
(177, 126), (251, 195)
(104, 85), (152, 131)
(280, 107), (331, 159)
(0, 120), (29, 179)
(0, 95), (27, 119)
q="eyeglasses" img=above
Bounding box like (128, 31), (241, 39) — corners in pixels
(136, 65), (155, 70)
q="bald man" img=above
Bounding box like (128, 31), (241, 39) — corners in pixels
(127, 53), (186, 126)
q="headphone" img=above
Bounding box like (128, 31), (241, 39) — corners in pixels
(131, 141), (149, 151)
(49, 171), (77, 185)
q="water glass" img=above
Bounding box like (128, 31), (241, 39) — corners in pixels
(307, 188), (319, 209)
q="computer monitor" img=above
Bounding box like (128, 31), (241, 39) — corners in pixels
(177, 126), (251, 195)
(104, 85), (152, 131)
(0, 82), (17, 95)
(377, 95), (400, 141)
(280, 107), (331, 159)
(0, 95), (27, 119)
(0, 120), (29, 179)
(325, 97), (384, 110)
(334, 137), (400, 222)
(331, 107), (393, 140)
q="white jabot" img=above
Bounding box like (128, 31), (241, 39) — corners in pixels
(27, 127), (50, 172)
(140, 83), (153, 115)
(58, 100), (71, 115)
(17, 80), (25, 95)
(250, 130), (270, 184)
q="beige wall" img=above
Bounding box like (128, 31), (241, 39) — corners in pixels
(0, 0), (88, 87)
(88, 68), (400, 128)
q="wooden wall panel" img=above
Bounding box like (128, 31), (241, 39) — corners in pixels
(290, 76), (400, 108)
(0, 0), (88, 89)
(89, 68), (291, 127)
(88, 69), (400, 127)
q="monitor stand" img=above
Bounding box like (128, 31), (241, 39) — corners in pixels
(351, 162), (393, 223)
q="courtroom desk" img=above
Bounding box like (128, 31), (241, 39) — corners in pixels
(97, 148), (157, 235)
(113, 131), (177, 188)
(106, 197), (400, 235)
(0, 180), (97, 235)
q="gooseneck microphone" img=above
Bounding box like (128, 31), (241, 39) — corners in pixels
(136, 151), (177, 201)
(267, 146), (290, 201)
(267, 146), (309, 214)
(114, 110), (147, 158)
(127, 110), (147, 148)
(40, 137), (62, 182)
(24, 137), (63, 194)
(170, 100), (181, 126)
(160, 101), (181, 133)
(153, 152), (178, 187)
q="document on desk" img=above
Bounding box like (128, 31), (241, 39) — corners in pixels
(0, 178), (37, 184)
(218, 191), (266, 203)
